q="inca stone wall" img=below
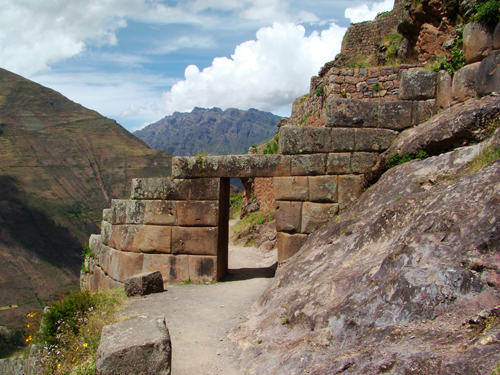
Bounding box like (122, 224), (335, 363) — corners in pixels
(254, 177), (274, 213)
(342, 0), (406, 56)
(81, 178), (230, 290)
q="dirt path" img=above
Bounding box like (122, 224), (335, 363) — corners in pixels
(123, 221), (277, 374)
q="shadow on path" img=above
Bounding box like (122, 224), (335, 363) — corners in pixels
(220, 262), (277, 282)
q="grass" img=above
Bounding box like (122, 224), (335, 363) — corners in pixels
(381, 33), (404, 60)
(229, 192), (243, 220)
(230, 210), (274, 235)
(468, 147), (500, 174)
(21, 288), (126, 375)
(387, 150), (429, 168)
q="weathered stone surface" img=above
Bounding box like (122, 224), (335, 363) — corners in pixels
(96, 316), (171, 375)
(463, 21), (493, 64)
(101, 220), (112, 246)
(89, 234), (112, 269)
(177, 201), (218, 226)
(331, 128), (355, 152)
(203, 155), (291, 178)
(437, 70), (452, 110)
(171, 157), (203, 180)
(124, 271), (164, 297)
(111, 199), (178, 226)
(275, 201), (302, 233)
(279, 126), (332, 154)
(104, 276), (124, 291)
(494, 21), (500, 50)
(171, 227), (218, 255)
(338, 175), (364, 210)
(142, 254), (189, 284)
(111, 200), (145, 224)
(355, 128), (398, 152)
(399, 70), (437, 100)
(370, 96), (500, 182)
(452, 62), (481, 101)
(476, 50), (500, 97)
(102, 208), (112, 223)
(351, 152), (378, 173)
(131, 178), (220, 200)
(378, 101), (413, 130)
(301, 202), (339, 234)
(274, 176), (309, 201)
(233, 142), (500, 374)
(110, 225), (172, 253)
(143, 201), (178, 225)
(326, 99), (378, 128)
(276, 232), (308, 263)
(326, 153), (351, 175)
(412, 99), (437, 126)
(290, 154), (326, 176)
(308, 176), (338, 203)
(188, 255), (217, 282)
(105, 248), (144, 283)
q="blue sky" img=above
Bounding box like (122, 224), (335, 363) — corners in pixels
(0, 0), (394, 132)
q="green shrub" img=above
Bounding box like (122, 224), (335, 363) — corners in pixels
(315, 84), (325, 97)
(382, 33), (404, 60)
(339, 89), (348, 98)
(81, 244), (93, 273)
(373, 82), (381, 92)
(442, 49), (466, 75)
(469, 146), (500, 173)
(471, 0), (500, 27)
(229, 192), (243, 220)
(388, 150), (429, 168)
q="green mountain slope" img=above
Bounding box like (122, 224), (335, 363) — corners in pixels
(134, 107), (282, 156)
(0, 68), (172, 331)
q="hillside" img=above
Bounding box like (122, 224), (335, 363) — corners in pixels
(0, 68), (172, 332)
(134, 107), (282, 156)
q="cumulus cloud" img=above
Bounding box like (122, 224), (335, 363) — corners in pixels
(159, 22), (347, 117)
(345, 0), (394, 23)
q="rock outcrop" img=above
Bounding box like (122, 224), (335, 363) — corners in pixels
(124, 271), (164, 297)
(231, 124), (500, 373)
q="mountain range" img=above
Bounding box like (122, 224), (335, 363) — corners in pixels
(134, 107), (282, 156)
(0, 68), (172, 331)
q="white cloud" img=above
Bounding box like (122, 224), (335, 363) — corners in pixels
(159, 22), (347, 117)
(345, 0), (394, 23)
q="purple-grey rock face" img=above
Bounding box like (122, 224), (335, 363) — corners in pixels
(231, 130), (500, 373)
(96, 317), (171, 375)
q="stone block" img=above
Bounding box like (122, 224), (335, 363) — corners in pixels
(290, 154), (327, 175)
(331, 128), (355, 152)
(325, 99), (378, 128)
(171, 157), (203, 179)
(144, 201), (178, 225)
(142, 254), (190, 284)
(436, 70), (452, 110)
(351, 152), (378, 173)
(111, 200), (145, 224)
(301, 202), (339, 234)
(274, 176), (309, 201)
(188, 255), (217, 282)
(308, 176), (338, 203)
(412, 100), (437, 126)
(131, 178), (220, 200)
(91, 266), (104, 292)
(338, 175), (364, 210)
(355, 128), (398, 152)
(101, 220), (112, 246)
(378, 101), (413, 130)
(275, 201), (302, 232)
(106, 249), (144, 283)
(171, 227), (218, 255)
(102, 208), (112, 223)
(125, 271), (164, 297)
(477, 50), (500, 97)
(201, 155), (291, 178)
(399, 70), (437, 100)
(277, 232), (308, 263)
(96, 317), (171, 375)
(279, 126), (332, 155)
(463, 21), (493, 64)
(452, 62), (481, 101)
(326, 153), (351, 174)
(90, 234), (108, 267)
(110, 225), (172, 253)
(177, 201), (218, 226)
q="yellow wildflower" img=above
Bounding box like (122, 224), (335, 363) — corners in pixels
(82, 343), (88, 347)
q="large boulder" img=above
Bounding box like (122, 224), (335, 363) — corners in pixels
(96, 316), (171, 375)
(463, 21), (493, 64)
(124, 271), (164, 297)
(231, 133), (500, 374)
(452, 62), (481, 100)
(477, 50), (500, 96)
